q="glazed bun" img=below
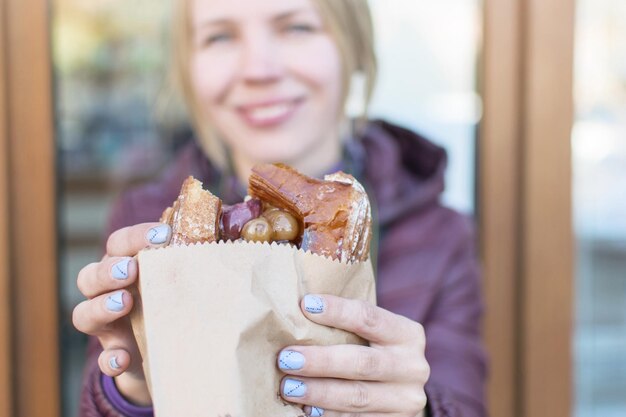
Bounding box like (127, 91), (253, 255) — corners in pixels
(248, 164), (371, 263)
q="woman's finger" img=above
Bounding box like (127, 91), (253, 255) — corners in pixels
(106, 223), (171, 257)
(303, 408), (389, 417)
(302, 405), (326, 417)
(301, 294), (425, 346)
(303, 405), (419, 417)
(280, 376), (426, 414)
(98, 348), (131, 377)
(72, 290), (134, 335)
(77, 257), (137, 299)
(277, 345), (421, 382)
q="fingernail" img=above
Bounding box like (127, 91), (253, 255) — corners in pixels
(279, 350), (305, 371)
(305, 406), (325, 417)
(109, 356), (120, 370)
(303, 295), (325, 314)
(111, 258), (131, 280)
(106, 291), (125, 312)
(283, 378), (307, 397)
(146, 224), (170, 245)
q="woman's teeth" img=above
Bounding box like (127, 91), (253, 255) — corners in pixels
(247, 103), (291, 121)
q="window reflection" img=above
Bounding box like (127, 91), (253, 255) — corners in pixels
(54, 2), (175, 416)
(368, 0), (482, 214)
(55, 1), (180, 180)
(573, 1), (626, 416)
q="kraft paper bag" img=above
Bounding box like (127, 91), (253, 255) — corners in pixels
(130, 240), (376, 417)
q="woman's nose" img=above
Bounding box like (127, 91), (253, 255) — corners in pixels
(240, 33), (284, 84)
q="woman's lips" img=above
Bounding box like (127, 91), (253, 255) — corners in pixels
(236, 98), (302, 128)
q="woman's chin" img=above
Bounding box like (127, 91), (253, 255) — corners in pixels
(246, 147), (305, 165)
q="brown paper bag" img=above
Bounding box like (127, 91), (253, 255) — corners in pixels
(130, 240), (376, 417)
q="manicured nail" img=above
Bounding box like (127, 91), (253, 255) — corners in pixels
(283, 378), (307, 397)
(279, 350), (305, 371)
(305, 406), (325, 417)
(109, 356), (120, 370)
(303, 295), (325, 314)
(111, 258), (131, 280)
(106, 292), (125, 312)
(146, 224), (170, 245)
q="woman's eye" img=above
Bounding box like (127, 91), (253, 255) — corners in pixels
(285, 23), (316, 34)
(202, 32), (233, 47)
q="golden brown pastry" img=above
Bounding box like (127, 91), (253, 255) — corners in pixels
(248, 164), (372, 263)
(160, 176), (222, 245)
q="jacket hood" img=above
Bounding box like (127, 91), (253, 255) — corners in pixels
(356, 120), (447, 227)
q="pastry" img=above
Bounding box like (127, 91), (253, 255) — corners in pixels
(160, 164), (372, 263)
(248, 164), (371, 263)
(161, 176), (222, 245)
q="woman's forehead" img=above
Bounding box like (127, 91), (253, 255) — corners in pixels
(191, 0), (319, 24)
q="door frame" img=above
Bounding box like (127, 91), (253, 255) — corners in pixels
(0, 0), (13, 415)
(0, 1), (59, 416)
(481, 0), (574, 416)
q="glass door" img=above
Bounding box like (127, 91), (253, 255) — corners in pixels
(368, 0), (482, 214)
(573, 1), (626, 415)
(53, 1), (177, 415)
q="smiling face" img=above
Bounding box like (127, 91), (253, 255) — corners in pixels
(190, 0), (344, 179)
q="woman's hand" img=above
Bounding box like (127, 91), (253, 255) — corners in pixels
(277, 294), (430, 417)
(72, 222), (171, 406)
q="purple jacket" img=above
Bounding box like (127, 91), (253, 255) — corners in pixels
(79, 120), (488, 417)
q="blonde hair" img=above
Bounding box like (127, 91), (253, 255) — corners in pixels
(169, 0), (378, 169)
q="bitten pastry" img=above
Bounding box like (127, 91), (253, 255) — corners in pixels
(160, 176), (222, 245)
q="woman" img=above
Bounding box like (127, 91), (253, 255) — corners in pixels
(74, 0), (487, 416)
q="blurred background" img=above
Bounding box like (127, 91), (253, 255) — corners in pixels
(0, 0), (624, 416)
(572, 1), (626, 415)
